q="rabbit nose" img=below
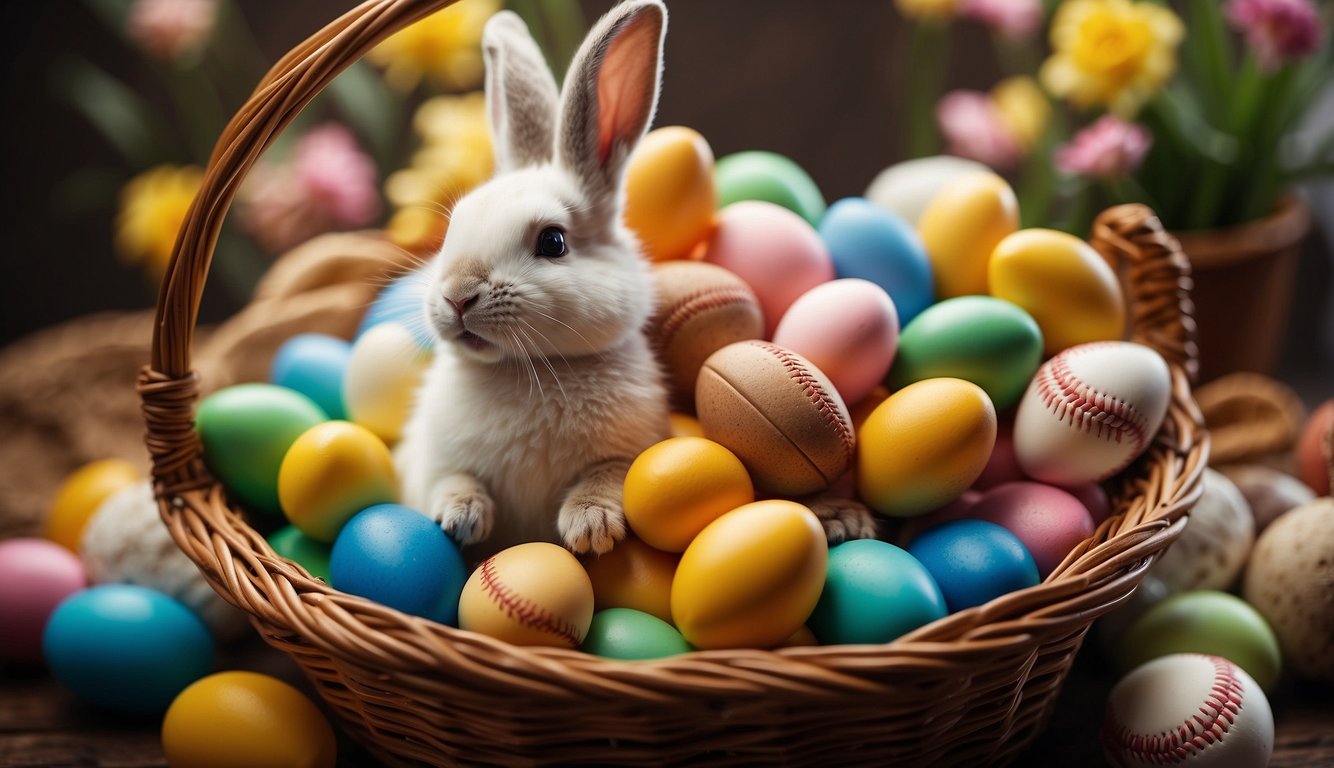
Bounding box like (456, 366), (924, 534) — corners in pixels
(445, 293), (479, 319)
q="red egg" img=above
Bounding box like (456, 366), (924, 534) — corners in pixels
(1296, 400), (1333, 496)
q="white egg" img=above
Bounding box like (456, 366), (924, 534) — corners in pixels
(344, 322), (433, 445)
(863, 155), (990, 226)
(1149, 467), (1254, 592)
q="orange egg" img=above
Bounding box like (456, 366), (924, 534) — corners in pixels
(623, 437), (754, 552)
(624, 126), (717, 261)
(583, 537), (680, 623)
(668, 413), (705, 438)
(917, 171), (1019, 299)
(46, 459), (142, 553)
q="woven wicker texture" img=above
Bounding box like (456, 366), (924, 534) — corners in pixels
(137, 1), (1209, 765)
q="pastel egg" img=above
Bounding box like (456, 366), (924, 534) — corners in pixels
(43, 584), (214, 714)
(889, 296), (1042, 412)
(806, 539), (946, 645)
(458, 542), (594, 648)
(907, 520), (1040, 613)
(584, 537), (680, 623)
(162, 671), (337, 768)
(972, 422), (1024, 491)
(331, 504), (467, 624)
(196, 384), (328, 517)
(344, 322), (432, 445)
(818, 197), (934, 326)
(357, 268), (433, 349)
(989, 228), (1126, 355)
(45, 458), (141, 553)
(858, 378), (997, 517)
(267, 525), (333, 583)
(1149, 468), (1253, 592)
(965, 482), (1096, 578)
(1295, 399), (1333, 496)
(581, 608), (693, 660)
(864, 155), (991, 226)
(917, 171), (1019, 299)
(270, 333), (352, 421)
(772, 278), (900, 405)
(700, 201), (835, 337)
(277, 421), (398, 543)
(624, 126), (717, 261)
(0, 538), (87, 664)
(714, 150), (826, 225)
(623, 437), (754, 553)
(672, 500), (827, 649)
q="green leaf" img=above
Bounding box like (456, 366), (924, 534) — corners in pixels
(1184, 0), (1234, 126)
(325, 61), (405, 172)
(49, 55), (170, 166)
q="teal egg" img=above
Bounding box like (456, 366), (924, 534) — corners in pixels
(581, 608), (693, 660)
(714, 151), (826, 225)
(807, 539), (946, 645)
(196, 384), (327, 516)
(1118, 591), (1282, 691)
(889, 296), (1043, 411)
(266, 525), (333, 582)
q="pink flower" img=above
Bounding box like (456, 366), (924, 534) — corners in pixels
(1054, 116), (1153, 179)
(126, 0), (217, 61)
(1225, 0), (1324, 71)
(959, 0), (1043, 39)
(937, 90), (1023, 169)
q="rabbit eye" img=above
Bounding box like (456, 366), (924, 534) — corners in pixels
(535, 227), (567, 258)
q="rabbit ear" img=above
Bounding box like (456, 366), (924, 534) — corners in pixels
(483, 10), (559, 172)
(556, 0), (666, 212)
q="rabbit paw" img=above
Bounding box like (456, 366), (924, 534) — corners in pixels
(808, 495), (879, 545)
(428, 475), (495, 546)
(558, 495), (627, 555)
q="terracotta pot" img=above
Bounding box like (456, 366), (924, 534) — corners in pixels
(1172, 195), (1311, 383)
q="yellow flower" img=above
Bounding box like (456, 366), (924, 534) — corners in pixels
(114, 165), (203, 275)
(991, 76), (1050, 150)
(366, 0), (500, 91)
(894, 0), (958, 22)
(1040, 0), (1183, 117)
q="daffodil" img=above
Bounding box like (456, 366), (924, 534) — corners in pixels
(114, 165), (203, 275)
(366, 0), (500, 91)
(894, 0), (958, 22)
(992, 76), (1049, 150)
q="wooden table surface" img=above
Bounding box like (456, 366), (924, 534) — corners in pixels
(3, 632), (1331, 767)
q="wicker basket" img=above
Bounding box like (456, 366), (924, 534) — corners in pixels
(137, 1), (1209, 765)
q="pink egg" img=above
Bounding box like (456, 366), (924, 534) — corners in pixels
(0, 538), (88, 664)
(772, 278), (899, 405)
(973, 421), (1024, 491)
(967, 482), (1096, 578)
(1061, 481), (1112, 525)
(701, 201), (835, 337)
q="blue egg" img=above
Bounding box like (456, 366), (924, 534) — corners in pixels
(270, 334), (352, 420)
(42, 585), (214, 714)
(807, 539), (946, 645)
(819, 197), (935, 326)
(331, 504), (467, 625)
(358, 270), (434, 350)
(907, 520), (1039, 613)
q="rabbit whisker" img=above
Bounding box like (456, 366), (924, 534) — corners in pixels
(516, 320), (570, 406)
(506, 327), (543, 402)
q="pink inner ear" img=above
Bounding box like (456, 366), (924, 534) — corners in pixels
(597, 14), (659, 166)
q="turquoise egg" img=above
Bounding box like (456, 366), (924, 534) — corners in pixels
(270, 334), (352, 420)
(580, 608), (694, 660)
(908, 520), (1039, 613)
(807, 539), (946, 645)
(889, 296), (1043, 411)
(714, 151), (826, 225)
(267, 525), (333, 583)
(819, 197), (935, 326)
(42, 585), (214, 714)
(196, 384), (327, 516)
(358, 270), (433, 350)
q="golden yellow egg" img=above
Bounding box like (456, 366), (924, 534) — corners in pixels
(583, 537), (680, 623)
(668, 412), (705, 438)
(623, 437), (755, 553)
(458, 542), (594, 648)
(46, 459), (142, 553)
(277, 421), (398, 543)
(917, 171), (1019, 299)
(624, 126), (717, 261)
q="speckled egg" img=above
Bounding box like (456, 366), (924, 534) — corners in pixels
(917, 171), (1019, 299)
(907, 520), (1039, 613)
(818, 197), (934, 326)
(277, 421), (398, 543)
(1150, 468), (1254, 592)
(45, 458), (141, 554)
(772, 278), (900, 405)
(581, 608), (693, 660)
(623, 437), (754, 553)
(1220, 464), (1316, 532)
(714, 151), (826, 225)
(966, 482), (1096, 578)
(344, 322), (432, 445)
(331, 504), (467, 624)
(625, 126), (717, 261)
(270, 333), (352, 421)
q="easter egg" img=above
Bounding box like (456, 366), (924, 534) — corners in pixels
(162, 671), (337, 768)
(624, 126), (717, 261)
(989, 228), (1126, 355)
(714, 150), (826, 225)
(331, 504), (466, 625)
(889, 296), (1042, 412)
(668, 412), (705, 438)
(1118, 591), (1282, 692)
(772, 278), (900, 406)
(647, 261), (763, 408)
(358, 268), (432, 349)
(0, 538), (87, 664)
(43, 584), (214, 714)
(581, 608), (693, 660)
(623, 437), (754, 553)
(458, 542), (594, 648)
(807, 539), (946, 645)
(965, 482), (1096, 578)
(1014, 342), (1171, 485)
(1097, 572), (1172, 654)
(818, 197), (935, 327)
(864, 155), (991, 226)
(1221, 464), (1316, 532)
(672, 500), (827, 650)
(1149, 468), (1253, 592)
(858, 378), (997, 517)
(277, 421), (398, 543)
(344, 322), (432, 445)
(894, 490), (984, 548)
(917, 171), (1019, 299)
(45, 458), (142, 553)
(267, 525), (333, 583)
(196, 384), (328, 517)
(584, 537), (680, 623)
(700, 201), (835, 337)
(270, 333), (352, 420)
(1295, 399), (1333, 496)
(695, 341), (854, 497)
(908, 520), (1039, 612)
(973, 422), (1024, 491)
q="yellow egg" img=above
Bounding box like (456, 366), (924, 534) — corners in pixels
(277, 421), (398, 543)
(624, 126), (717, 261)
(623, 437), (754, 552)
(671, 500), (827, 650)
(917, 171), (1019, 299)
(161, 671), (336, 768)
(668, 412), (705, 438)
(858, 378), (997, 517)
(46, 459), (141, 553)
(344, 322), (432, 445)
(584, 537), (680, 623)
(458, 542), (595, 648)
(988, 228), (1126, 355)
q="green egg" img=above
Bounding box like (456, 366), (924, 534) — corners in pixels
(195, 384), (328, 516)
(888, 296), (1043, 411)
(266, 525), (333, 582)
(581, 608), (693, 660)
(714, 151), (826, 225)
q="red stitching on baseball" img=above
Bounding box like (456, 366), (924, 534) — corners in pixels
(1035, 344), (1150, 474)
(1103, 656), (1246, 765)
(477, 556), (581, 648)
(656, 285), (757, 344)
(757, 341), (855, 466)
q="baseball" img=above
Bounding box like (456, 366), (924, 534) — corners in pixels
(1102, 653), (1273, 768)
(1014, 341), (1171, 485)
(457, 542), (594, 649)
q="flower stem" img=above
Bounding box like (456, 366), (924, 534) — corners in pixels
(905, 21), (949, 158)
